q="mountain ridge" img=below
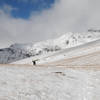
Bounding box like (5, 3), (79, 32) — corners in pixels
(0, 32), (100, 64)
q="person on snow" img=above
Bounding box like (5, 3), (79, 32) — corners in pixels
(32, 59), (39, 66)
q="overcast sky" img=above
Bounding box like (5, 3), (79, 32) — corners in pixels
(0, 0), (100, 48)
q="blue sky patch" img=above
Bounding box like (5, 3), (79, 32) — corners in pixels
(0, 0), (55, 19)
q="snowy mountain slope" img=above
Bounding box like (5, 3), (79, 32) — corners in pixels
(13, 39), (100, 65)
(37, 39), (100, 65)
(0, 64), (100, 100)
(55, 50), (100, 66)
(0, 31), (100, 64)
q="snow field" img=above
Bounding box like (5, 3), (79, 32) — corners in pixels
(0, 65), (100, 100)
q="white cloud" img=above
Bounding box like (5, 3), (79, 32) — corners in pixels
(0, 0), (100, 48)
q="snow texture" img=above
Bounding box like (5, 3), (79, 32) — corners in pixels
(12, 39), (100, 65)
(0, 65), (100, 100)
(0, 32), (100, 64)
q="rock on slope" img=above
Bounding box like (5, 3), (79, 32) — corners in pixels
(0, 32), (100, 64)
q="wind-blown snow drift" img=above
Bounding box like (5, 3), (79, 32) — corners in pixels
(0, 32), (100, 64)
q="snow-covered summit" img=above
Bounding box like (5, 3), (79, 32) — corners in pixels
(0, 32), (100, 64)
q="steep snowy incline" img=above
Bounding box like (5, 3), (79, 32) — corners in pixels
(37, 39), (100, 65)
(13, 39), (100, 65)
(0, 32), (100, 64)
